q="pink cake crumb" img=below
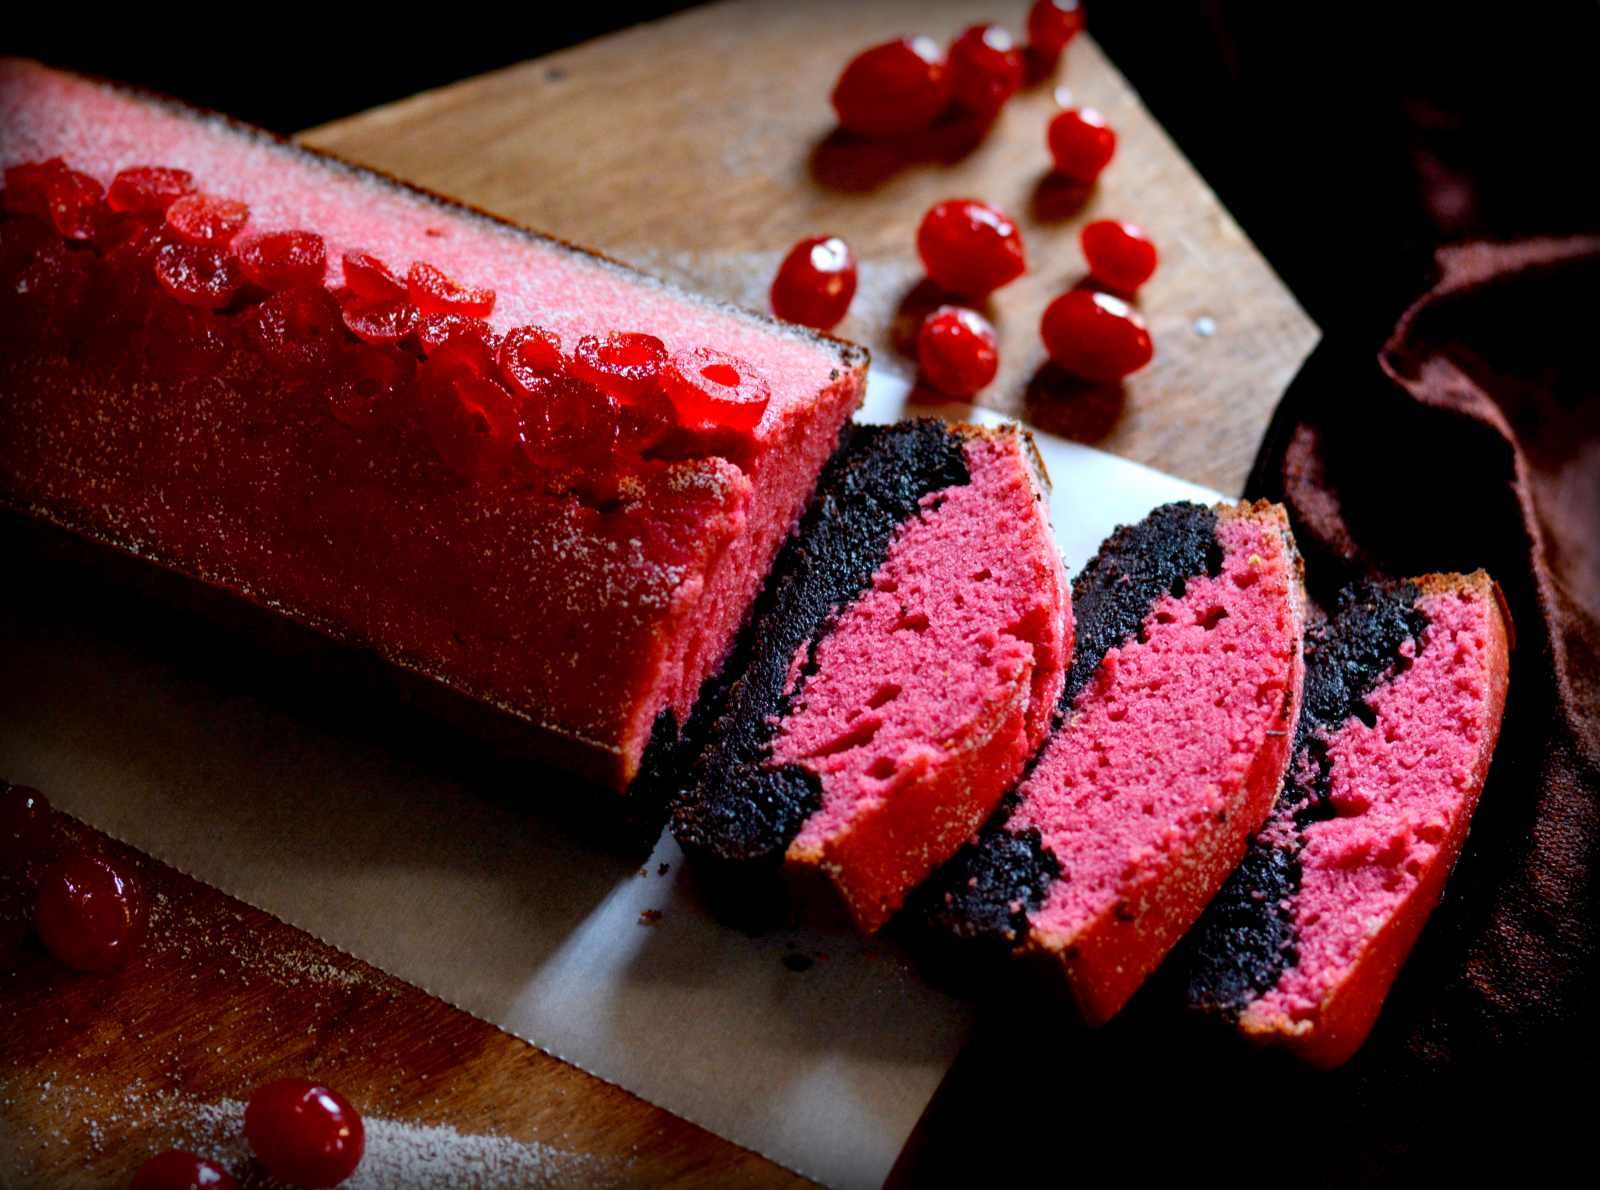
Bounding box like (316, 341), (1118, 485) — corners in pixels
(1016, 506), (1305, 1022)
(1246, 582), (1508, 1034)
(775, 431), (1071, 932)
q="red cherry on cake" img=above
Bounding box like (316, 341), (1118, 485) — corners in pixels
(519, 374), (621, 468)
(1080, 220), (1158, 293)
(949, 25), (1024, 118)
(341, 250), (408, 302)
(1040, 289), (1153, 382)
(154, 241), (243, 310)
(1028, 0), (1086, 64)
(572, 331), (667, 405)
(131, 1149), (238, 1190)
(35, 853), (146, 973)
(831, 37), (952, 138)
(254, 287), (344, 376)
(1048, 107), (1116, 183)
(660, 347), (772, 432)
(407, 261), (495, 318)
(236, 230), (327, 290)
(916, 199), (1026, 297)
(770, 236), (857, 331)
(497, 325), (565, 396)
(1, 783), (52, 872)
(917, 305), (999, 399)
(45, 166), (106, 241)
(341, 297), (420, 347)
(245, 1079), (365, 1189)
(107, 166), (195, 214)
(165, 193), (249, 246)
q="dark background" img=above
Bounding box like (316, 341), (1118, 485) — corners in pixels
(16, 2), (1600, 350)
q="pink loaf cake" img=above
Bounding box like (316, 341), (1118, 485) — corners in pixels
(671, 421), (1072, 934)
(0, 61), (866, 790)
(920, 501), (1306, 1023)
(1183, 572), (1511, 1067)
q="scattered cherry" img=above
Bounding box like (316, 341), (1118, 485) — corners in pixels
(1040, 289), (1153, 381)
(770, 236), (857, 331)
(35, 853), (146, 973)
(407, 261), (495, 318)
(1, 783), (52, 872)
(916, 199), (1026, 297)
(253, 286), (344, 375)
(245, 1079), (365, 1189)
(660, 347), (772, 432)
(342, 298), (420, 347)
(1028, 0), (1086, 63)
(341, 250), (407, 302)
(107, 167), (195, 214)
(949, 25), (1024, 118)
(1081, 219), (1158, 293)
(154, 240), (243, 310)
(831, 37), (951, 138)
(497, 325), (565, 397)
(573, 332), (667, 406)
(165, 193), (249, 246)
(520, 374), (621, 468)
(1048, 107), (1116, 183)
(131, 1149), (239, 1190)
(45, 167), (105, 241)
(237, 230), (327, 290)
(917, 305), (999, 398)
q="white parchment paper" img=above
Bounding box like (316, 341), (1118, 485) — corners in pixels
(0, 371), (1219, 1188)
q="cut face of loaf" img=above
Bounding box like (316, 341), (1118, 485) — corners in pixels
(1182, 571), (1511, 1067)
(671, 420), (1073, 934)
(0, 60), (866, 790)
(919, 500), (1307, 1024)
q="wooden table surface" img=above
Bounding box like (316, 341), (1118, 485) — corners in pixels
(1, 3), (1316, 1186)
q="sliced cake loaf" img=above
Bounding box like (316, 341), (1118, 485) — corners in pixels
(920, 501), (1306, 1024)
(671, 420), (1073, 934)
(0, 61), (865, 791)
(1183, 572), (1511, 1067)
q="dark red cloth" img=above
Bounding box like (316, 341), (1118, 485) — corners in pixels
(896, 242), (1599, 1183)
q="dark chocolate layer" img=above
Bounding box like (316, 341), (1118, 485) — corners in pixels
(1182, 578), (1426, 1015)
(669, 420), (971, 871)
(914, 501), (1223, 950)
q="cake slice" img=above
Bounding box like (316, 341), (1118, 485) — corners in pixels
(0, 61), (866, 791)
(1182, 572), (1511, 1067)
(671, 420), (1073, 934)
(920, 501), (1306, 1023)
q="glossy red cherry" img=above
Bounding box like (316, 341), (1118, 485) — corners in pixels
(341, 298), (420, 347)
(917, 305), (999, 398)
(253, 286), (344, 375)
(1080, 219), (1158, 293)
(165, 193), (249, 246)
(917, 199), (1027, 297)
(237, 230), (327, 290)
(1, 783), (52, 872)
(154, 241), (243, 310)
(341, 251), (407, 302)
(831, 37), (952, 138)
(45, 167), (106, 241)
(131, 1149), (239, 1190)
(418, 311), (497, 358)
(497, 325), (565, 397)
(949, 25), (1024, 118)
(572, 332), (667, 406)
(519, 374), (621, 468)
(1048, 107), (1116, 183)
(407, 261), (495, 318)
(770, 236), (857, 331)
(1040, 289), (1153, 381)
(36, 853), (146, 973)
(419, 370), (522, 483)
(660, 348), (772, 432)
(107, 167), (195, 214)
(245, 1079), (364, 1189)
(330, 347), (415, 431)
(1028, 0), (1086, 62)
(3, 158), (70, 220)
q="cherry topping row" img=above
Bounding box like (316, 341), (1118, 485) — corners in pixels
(2, 158), (774, 490)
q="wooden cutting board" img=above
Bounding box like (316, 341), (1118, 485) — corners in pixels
(0, 4), (1315, 1187)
